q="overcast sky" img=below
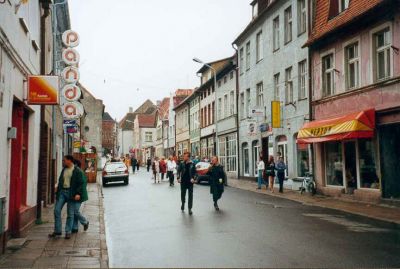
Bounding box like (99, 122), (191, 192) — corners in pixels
(69, 0), (251, 121)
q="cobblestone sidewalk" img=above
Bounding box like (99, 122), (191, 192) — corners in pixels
(0, 183), (108, 268)
(229, 178), (400, 226)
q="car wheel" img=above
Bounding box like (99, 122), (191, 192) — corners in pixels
(124, 178), (129, 185)
(102, 179), (107, 187)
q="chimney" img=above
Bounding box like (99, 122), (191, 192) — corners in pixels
(129, 107), (133, 113)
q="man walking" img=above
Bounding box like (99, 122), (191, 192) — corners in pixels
(146, 157), (152, 172)
(166, 155), (177, 186)
(49, 155), (84, 239)
(131, 155), (137, 174)
(207, 156), (226, 211)
(72, 160), (90, 233)
(177, 152), (196, 215)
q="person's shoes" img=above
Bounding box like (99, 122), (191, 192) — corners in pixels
(65, 233), (71, 239)
(181, 204), (184, 211)
(214, 202), (220, 211)
(71, 229), (78, 234)
(189, 209), (193, 215)
(84, 221), (89, 231)
(48, 232), (61, 238)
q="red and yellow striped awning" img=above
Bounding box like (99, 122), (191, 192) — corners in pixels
(297, 109), (375, 144)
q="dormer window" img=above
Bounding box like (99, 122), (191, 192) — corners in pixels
(252, 1), (258, 19)
(329, 0), (350, 18)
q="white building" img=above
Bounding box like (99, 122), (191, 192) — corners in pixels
(0, 1), (43, 245)
(134, 114), (156, 164)
(233, 0), (310, 181)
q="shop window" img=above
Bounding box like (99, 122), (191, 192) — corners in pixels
(297, 141), (310, 177)
(252, 140), (260, 176)
(243, 143), (250, 176)
(325, 142), (343, 186)
(359, 139), (379, 189)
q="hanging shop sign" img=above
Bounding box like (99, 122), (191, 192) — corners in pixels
(62, 48), (80, 66)
(65, 125), (78, 134)
(63, 119), (77, 125)
(73, 140), (81, 149)
(247, 119), (257, 136)
(61, 66), (80, 84)
(62, 30), (80, 48)
(27, 75), (59, 105)
(271, 101), (281, 128)
(250, 107), (264, 118)
(62, 84), (81, 102)
(61, 101), (84, 119)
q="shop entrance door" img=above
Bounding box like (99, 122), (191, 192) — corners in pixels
(344, 141), (358, 193)
(380, 123), (400, 199)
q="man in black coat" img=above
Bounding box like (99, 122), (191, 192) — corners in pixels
(177, 152), (196, 215)
(207, 156), (226, 211)
(130, 156), (138, 174)
(146, 157), (152, 172)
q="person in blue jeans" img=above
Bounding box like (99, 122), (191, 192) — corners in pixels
(49, 155), (84, 239)
(257, 157), (266, 189)
(72, 160), (89, 233)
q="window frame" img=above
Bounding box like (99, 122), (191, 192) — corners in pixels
(256, 30), (263, 62)
(284, 6), (293, 44)
(239, 48), (244, 75)
(274, 73), (280, 101)
(321, 50), (335, 97)
(297, 0), (307, 36)
(285, 67), (293, 105)
(298, 60), (307, 100)
(372, 26), (393, 82)
(343, 40), (360, 90)
(273, 16), (280, 51)
(246, 41), (251, 71)
(256, 82), (264, 107)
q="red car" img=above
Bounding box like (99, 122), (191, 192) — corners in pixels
(195, 162), (210, 184)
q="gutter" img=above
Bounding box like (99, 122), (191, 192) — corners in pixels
(232, 44), (240, 180)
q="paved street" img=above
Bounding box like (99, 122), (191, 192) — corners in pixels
(103, 169), (400, 268)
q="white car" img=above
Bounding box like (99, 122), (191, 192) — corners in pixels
(102, 161), (129, 186)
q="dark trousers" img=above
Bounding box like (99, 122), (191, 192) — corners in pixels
(167, 171), (174, 185)
(278, 173), (285, 193)
(180, 183), (193, 209)
(132, 165), (136, 173)
(136, 164), (139, 171)
(161, 173), (165, 180)
(147, 165), (150, 172)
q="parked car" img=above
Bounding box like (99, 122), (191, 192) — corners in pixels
(195, 162), (210, 184)
(102, 162), (129, 186)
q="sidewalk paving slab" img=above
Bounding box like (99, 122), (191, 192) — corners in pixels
(229, 178), (400, 226)
(0, 183), (108, 268)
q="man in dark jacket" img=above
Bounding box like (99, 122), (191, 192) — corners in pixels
(207, 156), (226, 211)
(72, 160), (89, 233)
(49, 155), (84, 239)
(146, 157), (152, 172)
(177, 152), (196, 215)
(131, 156), (138, 174)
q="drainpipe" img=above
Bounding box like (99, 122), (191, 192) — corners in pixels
(307, 0), (315, 176)
(232, 43), (240, 179)
(37, 0), (51, 223)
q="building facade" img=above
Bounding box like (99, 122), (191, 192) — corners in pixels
(154, 98), (169, 158)
(300, 0), (400, 202)
(134, 114), (157, 164)
(102, 112), (117, 157)
(174, 101), (190, 157)
(189, 93), (201, 157)
(234, 0), (310, 181)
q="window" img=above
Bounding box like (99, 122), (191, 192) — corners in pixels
(230, 71), (234, 80)
(218, 134), (237, 172)
(246, 88), (251, 117)
(252, 1), (258, 19)
(274, 73), (280, 101)
(358, 140), (379, 189)
(212, 101), (215, 124)
(322, 53), (334, 97)
(374, 28), (392, 81)
(218, 98), (222, 120)
(256, 31), (263, 62)
(284, 6), (292, 44)
(230, 91), (235, 116)
(339, 0), (349, 13)
(273, 16), (280, 51)
(345, 42), (359, 89)
(224, 76), (227, 84)
(218, 80), (222, 88)
(243, 143), (250, 175)
(296, 141), (310, 177)
(239, 48), (244, 75)
(246, 41), (251, 70)
(285, 67), (293, 104)
(240, 92), (245, 119)
(298, 60), (307, 99)
(208, 104), (211, 125)
(145, 132), (153, 142)
(256, 82), (264, 107)
(325, 142), (343, 186)
(224, 94), (228, 119)
(207, 137), (214, 157)
(298, 0), (306, 35)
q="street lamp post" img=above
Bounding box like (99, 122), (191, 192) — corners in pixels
(193, 57), (218, 156)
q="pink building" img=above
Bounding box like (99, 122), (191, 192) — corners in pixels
(300, 0), (400, 202)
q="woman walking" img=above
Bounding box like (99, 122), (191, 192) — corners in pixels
(276, 157), (286, 193)
(266, 156), (276, 193)
(159, 157), (167, 181)
(152, 157), (160, 183)
(166, 155), (177, 186)
(257, 157), (266, 190)
(207, 156), (226, 211)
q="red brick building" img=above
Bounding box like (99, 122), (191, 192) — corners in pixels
(102, 112), (117, 157)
